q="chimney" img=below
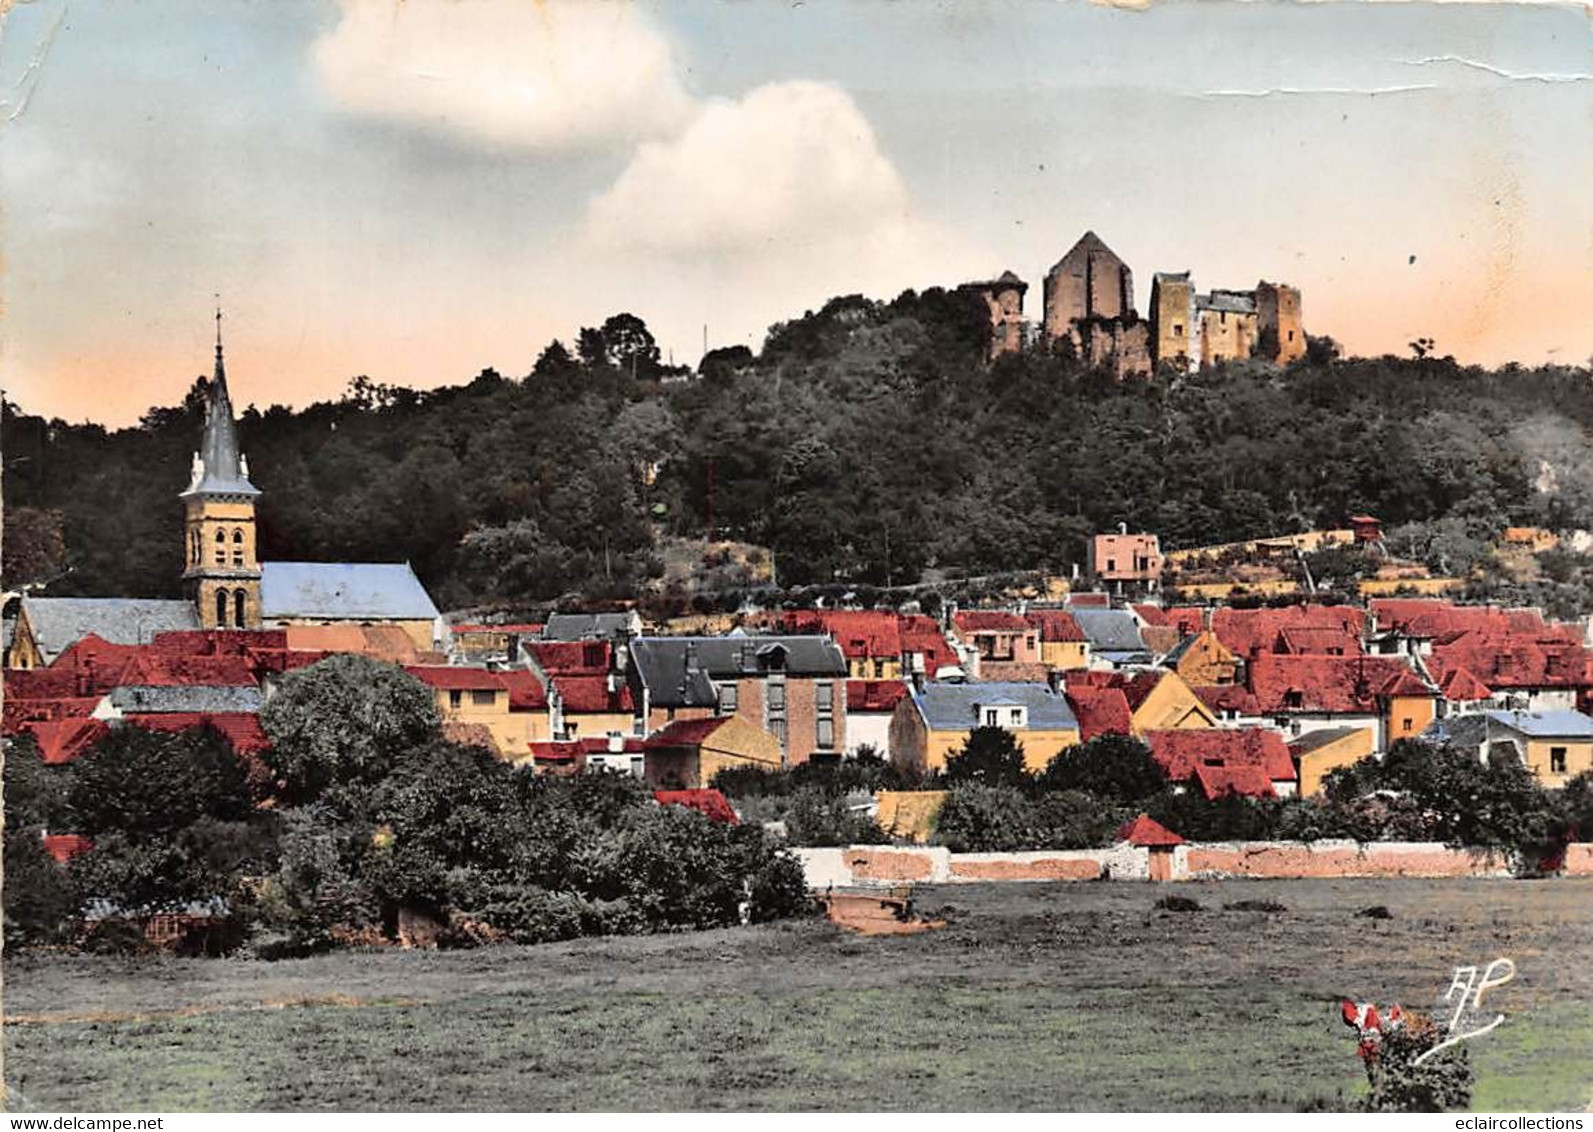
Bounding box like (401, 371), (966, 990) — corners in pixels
(1118, 521), (1128, 535)
(607, 733), (624, 753)
(684, 640), (700, 674)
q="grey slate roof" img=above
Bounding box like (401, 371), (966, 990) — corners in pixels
(1069, 609), (1148, 654)
(543, 611), (640, 641)
(1288, 726), (1366, 754)
(630, 635), (847, 708)
(181, 343), (260, 498)
(260, 562), (439, 621)
(19, 597), (200, 663)
(1424, 709), (1593, 748)
(1198, 290), (1257, 314)
(108, 685), (264, 715)
(910, 681), (1078, 732)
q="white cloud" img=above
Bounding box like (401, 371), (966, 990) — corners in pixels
(312, 0), (694, 152)
(584, 81), (924, 257)
(577, 81), (988, 361)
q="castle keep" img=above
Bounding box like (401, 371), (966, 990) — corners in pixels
(972, 232), (1305, 374)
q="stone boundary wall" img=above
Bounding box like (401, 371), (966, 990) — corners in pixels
(794, 840), (1593, 889)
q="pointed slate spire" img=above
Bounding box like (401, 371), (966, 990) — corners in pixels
(183, 307), (259, 498)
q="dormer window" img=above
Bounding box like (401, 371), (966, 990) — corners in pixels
(1283, 690), (1304, 709)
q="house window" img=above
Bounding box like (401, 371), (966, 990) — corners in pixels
(1402, 718), (1413, 732)
(816, 717), (835, 749)
(215, 590), (228, 626)
(873, 660), (887, 678)
(1283, 691), (1303, 709)
(1172, 323), (1183, 336)
(233, 589), (246, 628)
(768, 682), (786, 711)
(630, 757), (644, 776)
(471, 690), (496, 707)
(984, 708), (999, 727)
(1287, 330), (1295, 342)
(770, 718), (787, 748)
(448, 690), (463, 709)
(816, 682), (834, 711)
(1550, 747), (1567, 774)
(1009, 708), (1023, 726)
(718, 683), (739, 714)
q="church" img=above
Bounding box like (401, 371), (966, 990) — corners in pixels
(9, 320), (442, 668)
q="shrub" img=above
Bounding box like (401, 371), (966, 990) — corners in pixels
(1040, 736), (1167, 802)
(945, 727), (1030, 787)
(934, 785), (1038, 852)
(1363, 1021), (1473, 1113)
(1154, 895), (1202, 913)
(781, 787), (889, 848)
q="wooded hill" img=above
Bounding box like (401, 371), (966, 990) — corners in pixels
(7, 294), (1593, 613)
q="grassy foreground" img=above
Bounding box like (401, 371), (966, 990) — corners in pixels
(6, 878), (1591, 1111)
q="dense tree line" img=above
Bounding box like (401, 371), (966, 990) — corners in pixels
(6, 294), (1593, 608)
(712, 730), (1592, 867)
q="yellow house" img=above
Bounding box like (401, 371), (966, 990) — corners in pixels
(1069, 669), (1216, 735)
(888, 682), (1082, 776)
(406, 666), (538, 759)
(1289, 726), (1377, 795)
(1024, 611), (1091, 671)
(1382, 669), (1439, 748)
(642, 714), (783, 789)
(1164, 630), (1240, 688)
(1471, 710), (1593, 790)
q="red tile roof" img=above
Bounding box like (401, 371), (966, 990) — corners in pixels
(529, 640), (612, 676)
(1379, 669), (1435, 698)
(42, 834), (94, 863)
(954, 610), (1031, 634)
(1241, 654), (1418, 715)
(128, 713), (270, 754)
(1024, 610), (1086, 642)
(1115, 813), (1183, 846)
(1438, 666), (1492, 702)
(499, 669), (549, 712)
(654, 789), (739, 824)
(1132, 604), (1169, 628)
(1065, 669), (1165, 713)
(900, 617), (961, 678)
(404, 666), (506, 691)
(643, 716), (735, 749)
(1065, 686), (1133, 741)
(1193, 763), (1277, 800)
(24, 718), (109, 765)
(779, 610), (904, 659)
(1065, 593), (1112, 608)
(552, 674), (634, 714)
(528, 737), (645, 762)
(847, 680), (909, 713)
(1164, 607), (1208, 637)
(1145, 728), (1295, 791)
(1211, 606), (1365, 659)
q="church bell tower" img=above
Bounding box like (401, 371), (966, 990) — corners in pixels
(182, 310), (263, 630)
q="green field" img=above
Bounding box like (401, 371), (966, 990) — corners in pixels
(6, 878), (1591, 1111)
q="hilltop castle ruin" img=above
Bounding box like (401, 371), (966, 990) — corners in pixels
(964, 232), (1305, 375)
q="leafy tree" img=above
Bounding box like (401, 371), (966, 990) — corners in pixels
(260, 654), (442, 805)
(68, 725), (252, 836)
(1040, 735), (1167, 801)
(945, 726), (1030, 786)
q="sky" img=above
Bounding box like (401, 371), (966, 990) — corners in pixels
(1, 0), (1589, 426)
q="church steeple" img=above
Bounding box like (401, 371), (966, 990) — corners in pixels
(184, 307), (258, 499)
(182, 307), (263, 630)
